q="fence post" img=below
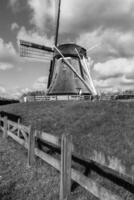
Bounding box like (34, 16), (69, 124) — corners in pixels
(27, 125), (35, 167)
(60, 134), (72, 200)
(3, 116), (8, 139)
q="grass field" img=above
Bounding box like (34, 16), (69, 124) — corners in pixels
(0, 101), (134, 168)
(0, 100), (134, 199)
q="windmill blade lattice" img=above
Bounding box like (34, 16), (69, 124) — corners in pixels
(20, 40), (54, 62)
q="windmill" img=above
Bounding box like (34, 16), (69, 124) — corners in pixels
(20, 0), (97, 98)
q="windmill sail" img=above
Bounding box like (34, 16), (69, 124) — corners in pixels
(75, 48), (97, 95)
(55, 0), (61, 46)
(20, 40), (54, 61)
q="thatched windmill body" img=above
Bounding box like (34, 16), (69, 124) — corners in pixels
(20, 0), (97, 97)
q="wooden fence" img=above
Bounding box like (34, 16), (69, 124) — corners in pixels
(21, 95), (91, 102)
(0, 116), (133, 200)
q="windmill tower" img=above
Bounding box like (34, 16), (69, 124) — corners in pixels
(20, 0), (97, 98)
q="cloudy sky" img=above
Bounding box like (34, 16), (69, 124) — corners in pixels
(0, 0), (134, 98)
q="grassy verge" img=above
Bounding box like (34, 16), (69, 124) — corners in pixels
(0, 101), (134, 168)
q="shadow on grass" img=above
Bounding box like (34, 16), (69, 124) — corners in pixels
(72, 156), (134, 194)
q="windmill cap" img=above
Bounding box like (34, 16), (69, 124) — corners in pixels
(54, 43), (87, 58)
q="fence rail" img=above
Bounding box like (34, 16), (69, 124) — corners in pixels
(21, 95), (92, 102)
(0, 115), (133, 200)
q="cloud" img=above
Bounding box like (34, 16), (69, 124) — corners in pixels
(8, 0), (134, 42)
(11, 22), (19, 31)
(10, 87), (31, 99)
(9, 0), (17, 6)
(60, 0), (134, 36)
(0, 63), (14, 70)
(0, 86), (6, 94)
(93, 58), (134, 92)
(9, 0), (21, 12)
(0, 86), (17, 99)
(26, 0), (134, 38)
(28, 0), (56, 35)
(11, 88), (30, 98)
(7, 83), (47, 99)
(0, 38), (18, 63)
(0, 86), (31, 99)
(76, 28), (134, 93)
(33, 76), (48, 90)
(77, 29), (134, 62)
(0, 38), (16, 55)
(94, 58), (134, 79)
(0, 37), (23, 71)
(24, 0), (134, 60)
(17, 26), (54, 46)
(94, 76), (134, 93)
